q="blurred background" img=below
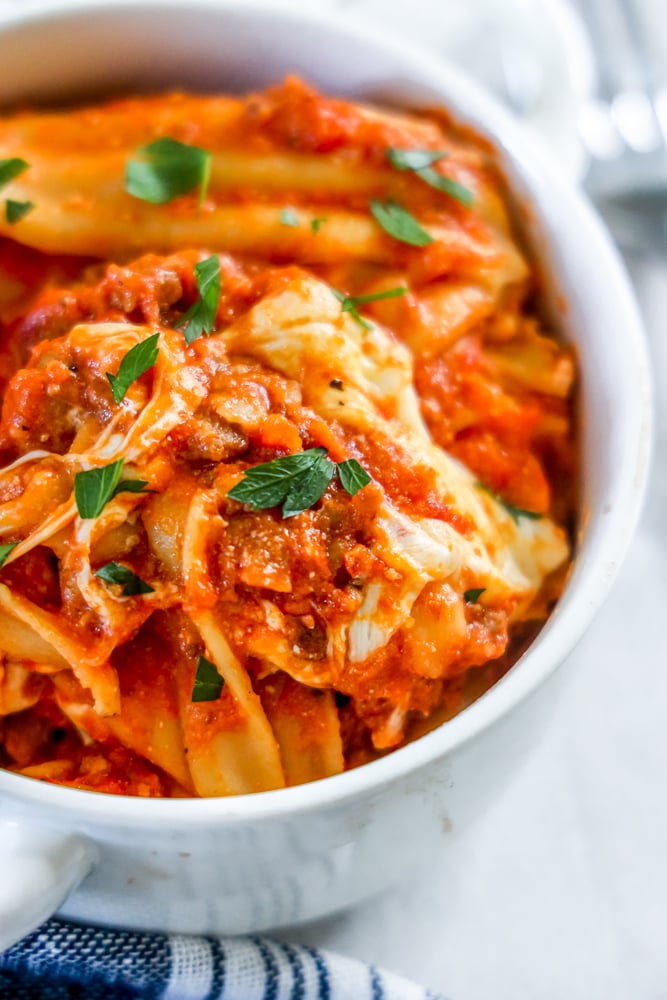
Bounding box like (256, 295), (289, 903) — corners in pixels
(2, 0), (664, 997)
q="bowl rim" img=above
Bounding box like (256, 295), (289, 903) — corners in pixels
(0, 0), (652, 826)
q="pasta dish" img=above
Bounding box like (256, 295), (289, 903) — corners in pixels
(0, 79), (575, 797)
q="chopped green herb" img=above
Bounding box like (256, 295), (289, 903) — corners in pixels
(95, 562), (154, 596)
(0, 158), (28, 189)
(369, 199), (433, 247)
(476, 481), (542, 524)
(310, 216), (327, 234)
(74, 460), (152, 519)
(191, 655), (225, 702)
(464, 587), (486, 604)
(0, 541), (18, 568)
(114, 479), (154, 497)
(106, 333), (160, 404)
(332, 285), (407, 329)
(5, 199), (34, 224)
(331, 289), (370, 329)
(337, 459), (372, 496)
(228, 448), (372, 517)
(125, 137), (211, 206)
(417, 169), (474, 205)
(228, 447), (335, 518)
(342, 287), (408, 307)
(280, 207), (299, 227)
(386, 148), (474, 207)
(177, 254), (221, 345)
(500, 501), (543, 524)
(227, 448), (371, 517)
(74, 461), (124, 519)
(387, 149), (448, 172)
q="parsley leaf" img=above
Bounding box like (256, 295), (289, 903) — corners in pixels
(310, 216), (327, 234)
(126, 137), (212, 206)
(191, 655), (225, 702)
(114, 479), (153, 497)
(177, 254), (221, 345)
(500, 501), (543, 524)
(74, 460), (152, 519)
(331, 289), (370, 329)
(464, 587), (486, 603)
(369, 199), (433, 247)
(337, 459), (372, 496)
(280, 207), (299, 227)
(0, 541), (18, 568)
(228, 449), (372, 517)
(386, 148), (474, 207)
(5, 199), (34, 224)
(0, 158), (28, 189)
(282, 450), (336, 517)
(95, 562), (154, 596)
(332, 286), (407, 329)
(476, 482), (542, 524)
(74, 461), (124, 519)
(416, 169), (474, 206)
(387, 149), (448, 171)
(228, 447), (335, 518)
(106, 333), (159, 404)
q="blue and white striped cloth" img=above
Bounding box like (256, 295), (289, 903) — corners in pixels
(0, 919), (445, 999)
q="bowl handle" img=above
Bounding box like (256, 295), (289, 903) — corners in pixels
(0, 819), (97, 950)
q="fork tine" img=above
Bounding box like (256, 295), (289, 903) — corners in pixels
(618, 0), (663, 98)
(578, 0), (635, 99)
(579, 0), (667, 155)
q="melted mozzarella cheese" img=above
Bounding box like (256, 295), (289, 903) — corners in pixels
(224, 274), (569, 666)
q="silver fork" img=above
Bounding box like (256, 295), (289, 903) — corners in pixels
(576, 0), (667, 252)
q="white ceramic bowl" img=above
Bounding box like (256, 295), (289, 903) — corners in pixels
(0, 0), (650, 950)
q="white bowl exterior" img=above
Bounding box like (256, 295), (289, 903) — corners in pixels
(0, 0), (651, 937)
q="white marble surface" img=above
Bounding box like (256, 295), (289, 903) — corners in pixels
(1, 0), (665, 996)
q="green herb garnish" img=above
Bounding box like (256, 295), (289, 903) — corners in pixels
(126, 137), (212, 206)
(500, 501), (543, 524)
(95, 562), (154, 596)
(387, 148), (474, 207)
(191, 655), (225, 702)
(0, 542), (18, 568)
(115, 479), (153, 496)
(74, 460), (152, 519)
(106, 333), (159, 404)
(0, 158), (29, 189)
(177, 254), (221, 345)
(280, 207), (299, 227)
(369, 199), (433, 247)
(5, 199), (34, 224)
(387, 149), (447, 172)
(464, 587), (486, 604)
(476, 482), (542, 524)
(227, 448), (372, 518)
(337, 459), (372, 496)
(332, 286), (407, 329)
(310, 216), (327, 234)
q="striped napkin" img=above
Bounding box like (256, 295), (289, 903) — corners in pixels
(0, 919), (444, 999)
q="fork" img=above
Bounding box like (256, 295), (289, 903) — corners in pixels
(576, 0), (667, 252)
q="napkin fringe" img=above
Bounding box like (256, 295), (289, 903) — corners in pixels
(0, 919), (444, 1000)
